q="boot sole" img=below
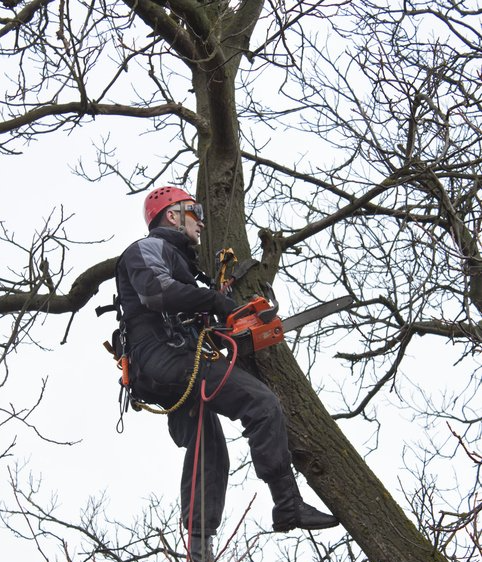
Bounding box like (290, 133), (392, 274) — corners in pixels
(273, 520), (339, 533)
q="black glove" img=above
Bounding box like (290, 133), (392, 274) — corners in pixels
(212, 292), (237, 322)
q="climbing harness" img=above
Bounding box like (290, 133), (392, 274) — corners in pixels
(128, 327), (221, 416)
(101, 313), (224, 423)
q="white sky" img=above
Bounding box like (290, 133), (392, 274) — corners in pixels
(1, 130), (475, 558)
(1, 25), (480, 560)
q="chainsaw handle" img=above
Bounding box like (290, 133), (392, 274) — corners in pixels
(226, 302), (255, 324)
(258, 283), (279, 323)
(257, 300), (278, 323)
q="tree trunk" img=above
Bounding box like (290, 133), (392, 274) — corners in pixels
(255, 343), (447, 562)
(188, 6), (449, 562)
(192, 64), (251, 278)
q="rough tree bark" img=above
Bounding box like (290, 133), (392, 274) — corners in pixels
(188, 37), (450, 554)
(161, 1), (450, 558)
(256, 344), (447, 562)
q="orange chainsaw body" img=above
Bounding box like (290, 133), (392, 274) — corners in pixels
(225, 296), (284, 355)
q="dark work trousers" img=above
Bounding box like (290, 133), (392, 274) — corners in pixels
(128, 324), (292, 536)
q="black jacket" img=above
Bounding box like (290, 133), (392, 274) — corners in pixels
(116, 227), (231, 321)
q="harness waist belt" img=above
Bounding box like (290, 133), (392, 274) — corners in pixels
(126, 313), (166, 331)
(125, 313), (200, 344)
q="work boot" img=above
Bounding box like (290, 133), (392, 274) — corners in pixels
(268, 472), (339, 532)
(190, 534), (215, 562)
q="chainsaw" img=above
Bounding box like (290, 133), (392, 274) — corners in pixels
(225, 285), (354, 356)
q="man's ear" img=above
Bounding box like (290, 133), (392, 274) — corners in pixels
(164, 209), (178, 226)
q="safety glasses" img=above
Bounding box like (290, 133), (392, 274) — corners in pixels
(171, 202), (204, 222)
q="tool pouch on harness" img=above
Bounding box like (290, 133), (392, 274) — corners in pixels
(97, 297), (146, 431)
(96, 296), (131, 387)
(112, 328), (123, 360)
(112, 327), (130, 387)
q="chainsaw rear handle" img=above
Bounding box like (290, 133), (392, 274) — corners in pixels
(227, 302), (255, 323)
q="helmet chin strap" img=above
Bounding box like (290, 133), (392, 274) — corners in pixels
(174, 201), (199, 246)
(176, 201), (186, 234)
(177, 201), (199, 247)
(179, 200), (186, 228)
(176, 200), (187, 234)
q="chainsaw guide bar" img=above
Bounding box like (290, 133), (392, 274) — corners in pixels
(282, 295), (354, 334)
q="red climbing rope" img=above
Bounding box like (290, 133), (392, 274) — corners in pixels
(187, 330), (238, 561)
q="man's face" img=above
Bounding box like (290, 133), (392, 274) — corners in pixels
(183, 210), (205, 244)
(169, 200), (205, 244)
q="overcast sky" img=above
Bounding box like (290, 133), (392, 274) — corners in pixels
(1, 111), (477, 561)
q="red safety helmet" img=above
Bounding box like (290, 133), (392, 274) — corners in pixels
(144, 186), (194, 227)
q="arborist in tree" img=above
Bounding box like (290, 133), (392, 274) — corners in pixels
(115, 186), (339, 562)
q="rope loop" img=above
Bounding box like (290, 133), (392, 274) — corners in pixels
(131, 327), (217, 415)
